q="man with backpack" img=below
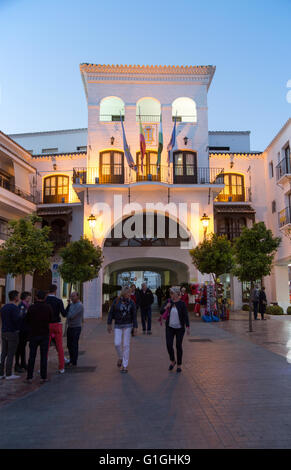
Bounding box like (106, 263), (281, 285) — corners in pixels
(251, 285), (260, 320)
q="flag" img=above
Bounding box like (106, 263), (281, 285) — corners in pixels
(157, 114), (163, 168)
(167, 115), (177, 166)
(139, 111), (146, 173)
(139, 120), (146, 173)
(120, 115), (137, 171)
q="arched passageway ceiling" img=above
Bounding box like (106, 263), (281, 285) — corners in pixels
(104, 257), (189, 277)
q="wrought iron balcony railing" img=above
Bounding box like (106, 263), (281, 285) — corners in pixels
(0, 178), (35, 203)
(73, 166), (224, 185)
(278, 206), (291, 228)
(215, 186), (250, 203)
(276, 156), (291, 180)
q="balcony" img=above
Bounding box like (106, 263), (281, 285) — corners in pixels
(0, 178), (35, 203)
(72, 166), (224, 185)
(216, 229), (243, 241)
(278, 207), (291, 235)
(215, 186), (251, 203)
(276, 156), (291, 184)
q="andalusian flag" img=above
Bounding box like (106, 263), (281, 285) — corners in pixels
(120, 115), (137, 171)
(139, 111), (146, 173)
(157, 114), (163, 168)
(167, 115), (177, 166)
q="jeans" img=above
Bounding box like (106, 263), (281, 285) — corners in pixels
(114, 327), (132, 368)
(166, 326), (185, 366)
(15, 329), (29, 368)
(0, 331), (19, 377)
(27, 335), (49, 380)
(140, 306), (152, 332)
(49, 323), (65, 370)
(253, 301), (259, 320)
(67, 327), (81, 366)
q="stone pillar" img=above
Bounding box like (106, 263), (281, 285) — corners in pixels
(5, 274), (15, 302)
(83, 269), (103, 318)
(274, 265), (290, 312)
(232, 276), (242, 311)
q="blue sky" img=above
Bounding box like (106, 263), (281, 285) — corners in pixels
(0, 0), (290, 150)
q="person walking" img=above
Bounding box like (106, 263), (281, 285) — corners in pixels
(0, 290), (21, 380)
(15, 291), (31, 373)
(250, 284), (260, 320)
(130, 284), (137, 337)
(46, 284), (66, 374)
(138, 282), (154, 335)
(65, 292), (84, 367)
(259, 286), (267, 320)
(25, 290), (53, 384)
(180, 287), (189, 307)
(156, 286), (163, 308)
(161, 286), (190, 373)
(107, 286), (137, 373)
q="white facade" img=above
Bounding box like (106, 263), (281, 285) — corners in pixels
(2, 63), (290, 314)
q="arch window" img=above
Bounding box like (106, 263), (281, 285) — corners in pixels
(136, 98), (161, 123)
(44, 175), (69, 203)
(172, 97), (197, 123)
(100, 151), (124, 184)
(173, 151), (197, 184)
(136, 151), (160, 181)
(216, 173), (245, 202)
(100, 97), (125, 122)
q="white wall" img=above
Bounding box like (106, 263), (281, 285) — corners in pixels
(9, 129), (87, 155)
(209, 132), (251, 152)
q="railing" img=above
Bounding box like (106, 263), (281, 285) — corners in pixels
(215, 186), (250, 202)
(99, 115), (124, 122)
(278, 206), (291, 228)
(172, 115), (197, 122)
(136, 115), (161, 123)
(50, 234), (71, 252)
(276, 156), (291, 180)
(73, 167), (224, 185)
(217, 229), (243, 241)
(0, 178), (35, 203)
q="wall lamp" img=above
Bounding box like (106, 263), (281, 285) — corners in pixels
(88, 213), (96, 229)
(183, 136), (188, 146)
(200, 213), (210, 240)
(110, 136), (115, 145)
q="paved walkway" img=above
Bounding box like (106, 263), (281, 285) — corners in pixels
(1, 311), (291, 449)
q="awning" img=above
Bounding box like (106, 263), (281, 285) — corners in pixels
(214, 204), (256, 216)
(37, 207), (73, 217)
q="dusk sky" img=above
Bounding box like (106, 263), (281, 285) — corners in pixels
(0, 0), (290, 151)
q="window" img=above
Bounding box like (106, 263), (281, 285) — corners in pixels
(217, 216), (246, 241)
(43, 175), (69, 203)
(172, 97), (197, 123)
(99, 151), (124, 184)
(136, 98), (161, 123)
(173, 151), (197, 183)
(100, 97), (125, 122)
(0, 170), (11, 190)
(269, 161), (274, 178)
(272, 200), (276, 213)
(0, 218), (9, 240)
(42, 148), (58, 154)
(76, 146), (87, 152)
(136, 151), (159, 181)
(216, 173), (245, 202)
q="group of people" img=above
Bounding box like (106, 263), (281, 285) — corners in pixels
(107, 283), (190, 373)
(0, 284), (84, 382)
(251, 285), (267, 320)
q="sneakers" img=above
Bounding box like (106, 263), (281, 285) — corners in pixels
(58, 369), (65, 374)
(64, 357), (70, 365)
(6, 375), (20, 380)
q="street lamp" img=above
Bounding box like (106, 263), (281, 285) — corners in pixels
(200, 213), (210, 240)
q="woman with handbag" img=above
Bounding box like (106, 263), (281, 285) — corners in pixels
(107, 286), (137, 373)
(160, 286), (190, 373)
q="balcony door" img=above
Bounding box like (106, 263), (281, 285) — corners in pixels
(173, 151), (197, 184)
(44, 175), (69, 203)
(100, 151), (124, 184)
(216, 173), (245, 202)
(136, 151), (160, 181)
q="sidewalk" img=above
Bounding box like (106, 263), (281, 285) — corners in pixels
(1, 312), (291, 448)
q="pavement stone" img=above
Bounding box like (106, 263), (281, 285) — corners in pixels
(1, 312), (291, 448)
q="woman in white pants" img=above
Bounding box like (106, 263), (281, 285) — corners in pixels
(107, 286), (138, 373)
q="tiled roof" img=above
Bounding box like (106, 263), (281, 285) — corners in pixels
(32, 151), (87, 158)
(210, 151), (263, 157)
(80, 63), (215, 75)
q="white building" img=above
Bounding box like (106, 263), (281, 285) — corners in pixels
(2, 63), (290, 314)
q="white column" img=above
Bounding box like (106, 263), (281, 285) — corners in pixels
(83, 269), (103, 318)
(5, 274), (15, 302)
(232, 276), (242, 311)
(274, 265), (290, 312)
